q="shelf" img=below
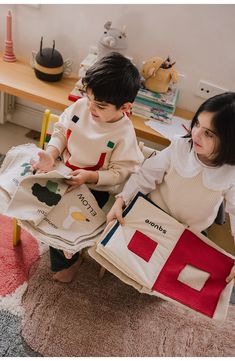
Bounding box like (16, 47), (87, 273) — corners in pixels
(0, 54), (194, 145)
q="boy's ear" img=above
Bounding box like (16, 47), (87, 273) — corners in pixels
(120, 102), (132, 113)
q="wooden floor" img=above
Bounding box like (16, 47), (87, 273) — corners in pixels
(208, 214), (235, 256)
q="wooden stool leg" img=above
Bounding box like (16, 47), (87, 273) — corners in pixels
(13, 218), (21, 246)
(98, 266), (106, 279)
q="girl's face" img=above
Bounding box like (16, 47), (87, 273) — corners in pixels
(191, 111), (219, 165)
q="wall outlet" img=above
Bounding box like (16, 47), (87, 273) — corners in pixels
(196, 80), (228, 99)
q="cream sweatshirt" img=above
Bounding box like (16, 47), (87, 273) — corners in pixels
(48, 97), (144, 194)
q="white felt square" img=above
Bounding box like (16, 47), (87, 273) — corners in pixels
(177, 264), (210, 291)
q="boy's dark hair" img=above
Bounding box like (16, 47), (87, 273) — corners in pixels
(185, 92), (235, 166)
(82, 52), (141, 108)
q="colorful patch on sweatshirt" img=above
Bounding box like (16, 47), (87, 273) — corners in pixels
(107, 141), (115, 149)
(65, 138), (116, 171)
(71, 115), (79, 123)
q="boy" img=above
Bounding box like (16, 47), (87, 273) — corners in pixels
(33, 52), (144, 282)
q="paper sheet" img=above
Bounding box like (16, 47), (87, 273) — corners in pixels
(145, 116), (191, 141)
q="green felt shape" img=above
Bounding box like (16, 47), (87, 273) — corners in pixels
(46, 180), (58, 193)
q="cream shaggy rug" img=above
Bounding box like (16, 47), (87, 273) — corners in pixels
(21, 252), (235, 357)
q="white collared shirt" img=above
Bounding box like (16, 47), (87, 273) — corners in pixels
(119, 137), (235, 237)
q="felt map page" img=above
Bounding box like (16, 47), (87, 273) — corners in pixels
(90, 193), (234, 320)
(0, 144), (106, 253)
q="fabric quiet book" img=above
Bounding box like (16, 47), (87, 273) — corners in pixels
(89, 193), (234, 320)
(0, 144), (106, 253)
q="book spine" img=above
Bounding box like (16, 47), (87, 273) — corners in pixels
(138, 88), (179, 107)
(133, 104), (173, 118)
(132, 109), (173, 124)
(135, 97), (176, 113)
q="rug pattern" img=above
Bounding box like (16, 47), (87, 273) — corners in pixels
(0, 310), (40, 357)
(0, 215), (40, 296)
(0, 153), (234, 357)
(0, 214), (43, 357)
(21, 253), (235, 357)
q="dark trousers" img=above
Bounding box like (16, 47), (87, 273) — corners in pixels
(50, 189), (109, 272)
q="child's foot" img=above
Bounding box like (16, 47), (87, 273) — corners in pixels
(52, 257), (83, 283)
(63, 250), (73, 259)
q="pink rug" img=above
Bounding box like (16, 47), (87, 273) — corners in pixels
(0, 214), (41, 356)
(0, 215), (40, 296)
(21, 253), (235, 357)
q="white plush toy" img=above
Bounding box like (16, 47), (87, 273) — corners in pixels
(97, 21), (128, 59)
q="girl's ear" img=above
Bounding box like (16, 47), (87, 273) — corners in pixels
(120, 102), (132, 113)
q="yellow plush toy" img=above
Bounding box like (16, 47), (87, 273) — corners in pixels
(142, 56), (178, 93)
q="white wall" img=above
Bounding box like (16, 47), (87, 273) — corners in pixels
(0, 3), (235, 113)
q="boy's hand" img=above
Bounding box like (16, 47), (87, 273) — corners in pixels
(33, 150), (55, 173)
(106, 197), (125, 225)
(65, 169), (98, 192)
(226, 263), (235, 283)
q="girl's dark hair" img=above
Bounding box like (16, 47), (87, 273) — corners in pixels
(82, 52), (141, 108)
(185, 92), (235, 166)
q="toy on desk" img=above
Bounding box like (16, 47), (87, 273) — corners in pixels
(68, 47), (98, 101)
(31, 37), (72, 82)
(142, 56), (178, 93)
(97, 21), (128, 59)
(78, 51), (98, 78)
(3, 10), (16, 62)
(69, 20), (129, 102)
(69, 53), (97, 102)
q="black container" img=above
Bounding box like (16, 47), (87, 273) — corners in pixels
(34, 37), (64, 82)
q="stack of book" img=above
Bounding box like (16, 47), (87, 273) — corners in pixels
(132, 86), (179, 124)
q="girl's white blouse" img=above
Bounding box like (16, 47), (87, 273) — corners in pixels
(119, 137), (235, 238)
(171, 137), (235, 191)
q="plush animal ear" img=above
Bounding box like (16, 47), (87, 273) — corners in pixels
(121, 25), (127, 37)
(104, 21), (112, 30)
(148, 66), (156, 77)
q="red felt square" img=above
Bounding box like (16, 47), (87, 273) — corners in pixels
(128, 230), (158, 262)
(153, 229), (234, 318)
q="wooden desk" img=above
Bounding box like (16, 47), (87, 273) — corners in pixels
(131, 108), (193, 146)
(0, 55), (194, 146)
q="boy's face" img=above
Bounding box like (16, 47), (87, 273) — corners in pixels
(86, 89), (131, 123)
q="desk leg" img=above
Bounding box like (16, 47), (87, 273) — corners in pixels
(0, 91), (16, 124)
(0, 92), (4, 124)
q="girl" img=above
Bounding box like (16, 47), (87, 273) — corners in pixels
(107, 92), (235, 283)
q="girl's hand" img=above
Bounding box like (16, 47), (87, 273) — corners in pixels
(226, 263), (235, 283)
(33, 150), (55, 173)
(106, 197), (125, 225)
(65, 169), (98, 192)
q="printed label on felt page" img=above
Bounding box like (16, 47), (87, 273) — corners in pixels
(0, 144), (40, 197)
(36, 184), (106, 244)
(6, 175), (68, 225)
(97, 195), (185, 289)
